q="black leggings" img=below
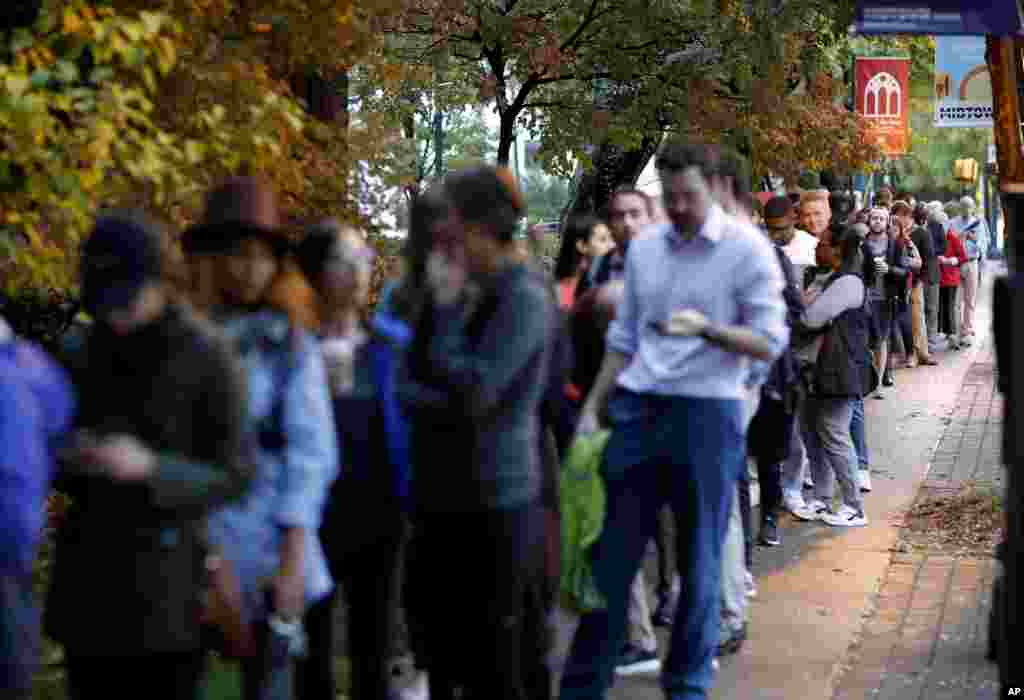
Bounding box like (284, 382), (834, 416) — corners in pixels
(296, 525), (407, 700)
(66, 652), (205, 700)
(406, 504), (550, 700)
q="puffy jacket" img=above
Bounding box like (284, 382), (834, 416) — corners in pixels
(813, 274), (873, 398)
(47, 304), (254, 655)
(940, 230), (969, 287)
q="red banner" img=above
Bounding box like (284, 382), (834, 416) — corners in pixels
(855, 57), (910, 156)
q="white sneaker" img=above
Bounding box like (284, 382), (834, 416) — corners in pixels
(789, 497), (825, 521)
(744, 570), (757, 598)
(784, 493), (811, 518)
(822, 505), (868, 528)
(858, 470), (872, 492)
(804, 499), (831, 521)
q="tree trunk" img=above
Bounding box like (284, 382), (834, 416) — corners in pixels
(497, 113), (515, 166)
(563, 134), (662, 222)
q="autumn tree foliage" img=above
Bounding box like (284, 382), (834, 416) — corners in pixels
(0, 0), (410, 311)
(383, 0), (881, 216)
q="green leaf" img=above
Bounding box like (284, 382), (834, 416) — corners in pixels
(54, 60), (79, 84)
(90, 67), (115, 83)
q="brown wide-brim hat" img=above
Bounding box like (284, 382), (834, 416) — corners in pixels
(182, 176), (290, 256)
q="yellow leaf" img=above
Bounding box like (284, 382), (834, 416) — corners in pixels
(122, 21), (144, 42)
(62, 9), (84, 35)
(5, 74), (29, 97)
(140, 11), (164, 35)
(184, 140), (206, 163)
(143, 66), (156, 93)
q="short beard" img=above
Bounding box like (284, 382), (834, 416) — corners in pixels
(770, 227), (796, 245)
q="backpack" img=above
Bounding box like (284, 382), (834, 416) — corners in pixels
(748, 247), (803, 463)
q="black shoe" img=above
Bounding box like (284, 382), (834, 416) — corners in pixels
(615, 645), (661, 675)
(759, 517), (781, 547)
(651, 592), (676, 627)
(716, 622), (748, 657)
(882, 371), (895, 387)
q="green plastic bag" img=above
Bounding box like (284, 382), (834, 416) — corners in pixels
(559, 430), (611, 613)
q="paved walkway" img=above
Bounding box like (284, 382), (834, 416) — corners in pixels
(830, 341), (1002, 700)
(605, 268), (1004, 700)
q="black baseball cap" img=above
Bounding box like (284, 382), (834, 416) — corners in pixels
(80, 211), (163, 317)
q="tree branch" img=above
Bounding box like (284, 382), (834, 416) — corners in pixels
(559, 0), (602, 52)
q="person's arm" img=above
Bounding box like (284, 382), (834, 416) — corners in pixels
(274, 335), (340, 619)
(577, 244), (642, 431)
(698, 322), (779, 362)
(579, 350), (630, 429)
(886, 240), (909, 279)
(145, 337), (255, 513)
(801, 275), (864, 329)
(713, 237), (788, 362)
(905, 240), (922, 271)
(427, 278), (552, 419)
(0, 379), (45, 576)
(954, 233), (969, 265)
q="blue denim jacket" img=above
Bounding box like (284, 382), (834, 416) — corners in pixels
(207, 311), (339, 623)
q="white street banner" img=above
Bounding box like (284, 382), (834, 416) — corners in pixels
(934, 36), (993, 128)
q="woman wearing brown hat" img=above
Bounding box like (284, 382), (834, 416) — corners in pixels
(399, 166), (556, 699)
(183, 177), (339, 700)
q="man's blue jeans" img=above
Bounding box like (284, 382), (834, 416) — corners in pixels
(850, 398), (869, 471)
(559, 391), (745, 700)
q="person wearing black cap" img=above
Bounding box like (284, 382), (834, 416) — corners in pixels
(764, 195), (818, 284)
(44, 209), (254, 700)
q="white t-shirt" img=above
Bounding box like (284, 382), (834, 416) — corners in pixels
(781, 229), (819, 269)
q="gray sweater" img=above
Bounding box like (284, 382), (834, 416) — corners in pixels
(401, 263), (554, 512)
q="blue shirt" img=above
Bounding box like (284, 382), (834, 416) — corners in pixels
(606, 206), (788, 400)
(0, 322), (74, 577)
(950, 215), (989, 260)
(207, 311), (339, 622)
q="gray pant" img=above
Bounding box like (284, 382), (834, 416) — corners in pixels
(626, 571), (657, 653)
(721, 485), (747, 635)
(803, 396), (862, 512)
(924, 283), (940, 340)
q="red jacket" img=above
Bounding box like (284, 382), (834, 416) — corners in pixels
(940, 229), (968, 287)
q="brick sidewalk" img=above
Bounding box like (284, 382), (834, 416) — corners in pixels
(831, 343), (1002, 700)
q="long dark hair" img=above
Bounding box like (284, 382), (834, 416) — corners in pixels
(389, 190), (450, 322)
(834, 223), (872, 285)
(554, 214), (601, 281)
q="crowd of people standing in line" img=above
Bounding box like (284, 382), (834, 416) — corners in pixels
(0, 137), (995, 700)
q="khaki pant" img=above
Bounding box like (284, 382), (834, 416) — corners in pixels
(626, 571), (657, 653)
(910, 285), (931, 362)
(961, 260), (979, 335)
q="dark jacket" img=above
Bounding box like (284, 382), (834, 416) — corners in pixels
(321, 313), (413, 558)
(813, 274), (873, 398)
(401, 263), (554, 513)
(45, 304), (253, 655)
(928, 220), (947, 267)
(864, 236), (911, 301)
(911, 225), (938, 286)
